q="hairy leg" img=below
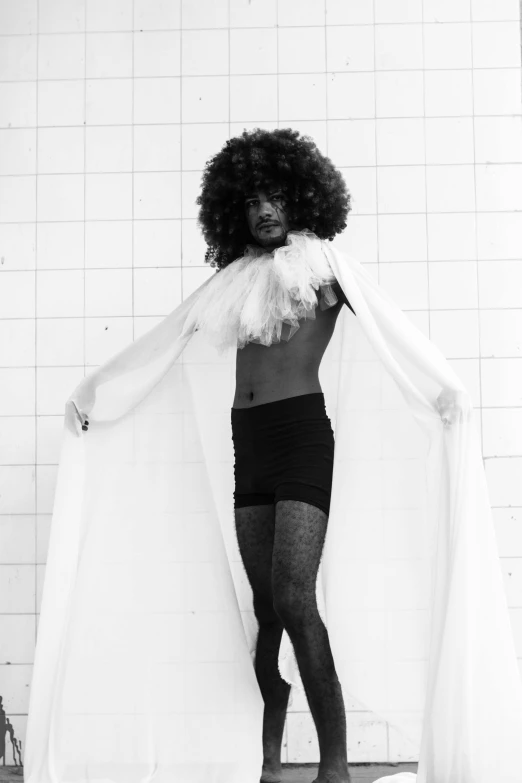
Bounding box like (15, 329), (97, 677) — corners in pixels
(273, 500), (351, 783)
(234, 504), (291, 783)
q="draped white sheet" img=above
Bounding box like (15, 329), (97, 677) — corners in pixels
(24, 239), (522, 783)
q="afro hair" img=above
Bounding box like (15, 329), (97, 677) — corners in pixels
(195, 127), (351, 271)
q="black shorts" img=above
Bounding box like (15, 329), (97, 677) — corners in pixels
(231, 392), (335, 517)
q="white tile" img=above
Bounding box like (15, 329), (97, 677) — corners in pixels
(230, 27), (277, 75)
(0, 515), (35, 563)
(37, 127), (84, 175)
(86, 32), (132, 79)
(36, 318), (83, 365)
(36, 174), (84, 222)
(375, 71), (424, 118)
(375, 24), (423, 70)
(135, 172), (181, 219)
(36, 222), (84, 271)
(134, 124), (181, 172)
(328, 119), (376, 167)
(230, 0), (277, 27)
(426, 164), (475, 213)
(278, 27), (326, 74)
(446, 357), (481, 408)
(87, 0), (134, 31)
(182, 75), (229, 123)
(427, 213), (476, 261)
(85, 220), (132, 269)
(0, 223), (35, 272)
(476, 163), (522, 212)
(85, 268), (133, 317)
(377, 166), (426, 214)
(181, 29), (228, 76)
(341, 167), (377, 215)
(0, 664), (33, 712)
(38, 0), (84, 33)
(0, 272), (35, 318)
(424, 0), (471, 22)
(85, 316), (133, 366)
(133, 267), (182, 316)
(36, 415), (66, 465)
(86, 78), (133, 125)
(424, 69), (473, 117)
(480, 310), (522, 358)
(473, 69), (522, 117)
(0, 35), (37, 82)
(135, 219), (181, 267)
(500, 559), (522, 608)
(388, 715), (421, 761)
(228, 75), (277, 122)
(0, 417), (35, 465)
(375, 0), (422, 23)
(472, 0), (520, 20)
(181, 0), (228, 28)
(428, 261), (478, 309)
(425, 117), (474, 165)
(342, 214), (379, 262)
(424, 22), (472, 69)
(85, 126), (133, 173)
(134, 31), (181, 77)
(36, 514), (52, 564)
(37, 79), (84, 127)
(482, 358), (522, 406)
(0, 467), (34, 515)
(37, 34), (85, 79)
(485, 459), (522, 508)
(475, 116), (522, 165)
(286, 712), (318, 762)
(279, 74), (327, 122)
(36, 563), (46, 610)
(377, 214), (427, 262)
(429, 310), (480, 358)
(509, 608), (522, 657)
(479, 262), (522, 308)
(493, 508), (522, 557)
(278, 0), (325, 27)
(326, 25), (375, 72)
(328, 72), (375, 120)
(0, 319), (35, 366)
(180, 123), (228, 172)
(37, 366), (81, 415)
(376, 119), (425, 165)
(326, 0), (373, 24)
(0, 369), (35, 416)
(472, 20), (522, 68)
(36, 465), (58, 516)
(482, 409), (522, 457)
(476, 213), (522, 261)
(36, 270), (84, 318)
(0, 128), (36, 175)
(134, 0), (180, 30)
(0, 175), (36, 222)
(0, 615), (35, 663)
(133, 77), (180, 125)
(0, 0), (37, 34)
(182, 266), (214, 298)
(378, 262), (428, 310)
(180, 219), (209, 267)
(0, 82), (37, 128)
(85, 172), (132, 220)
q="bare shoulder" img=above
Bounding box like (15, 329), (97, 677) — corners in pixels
(330, 278), (356, 316)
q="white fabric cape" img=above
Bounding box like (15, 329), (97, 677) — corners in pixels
(24, 237), (522, 783)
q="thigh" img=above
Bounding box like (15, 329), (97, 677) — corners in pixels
(234, 504), (277, 617)
(272, 499), (328, 611)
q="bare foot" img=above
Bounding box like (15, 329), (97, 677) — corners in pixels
(311, 768), (352, 783)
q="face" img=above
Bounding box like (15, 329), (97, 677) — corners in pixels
(244, 187), (292, 251)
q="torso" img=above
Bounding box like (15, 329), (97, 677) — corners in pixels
(232, 283), (344, 409)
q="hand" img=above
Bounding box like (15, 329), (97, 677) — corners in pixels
(70, 400), (90, 433)
(435, 388), (470, 428)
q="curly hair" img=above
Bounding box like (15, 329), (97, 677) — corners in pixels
(195, 127), (351, 271)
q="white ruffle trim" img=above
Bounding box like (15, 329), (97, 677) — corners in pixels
(183, 229), (338, 354)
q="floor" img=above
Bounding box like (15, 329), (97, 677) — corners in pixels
(0, 763), (418, 782)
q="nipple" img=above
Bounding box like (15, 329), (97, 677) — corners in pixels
(249, 392), (254, 401)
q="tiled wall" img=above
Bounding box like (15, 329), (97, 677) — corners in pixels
(0, 0), (521, 767)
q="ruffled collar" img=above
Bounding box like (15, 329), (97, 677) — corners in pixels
(185, 229), (339, 353)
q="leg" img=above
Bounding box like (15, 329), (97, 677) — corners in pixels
(273, 500), (351, 783)
(234, 504), (291, 783)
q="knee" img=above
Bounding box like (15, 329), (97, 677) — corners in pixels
(253, 593), (281, 626)
(272, 589), (312, 630)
